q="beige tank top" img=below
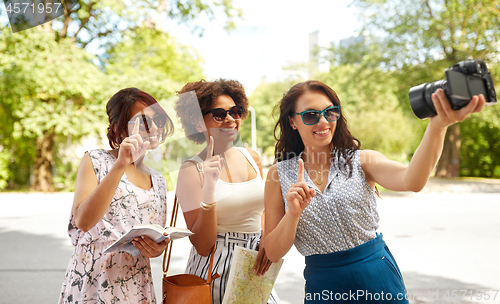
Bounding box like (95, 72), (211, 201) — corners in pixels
(190, 147), (264, 234)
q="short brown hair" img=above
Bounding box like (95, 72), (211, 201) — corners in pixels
(106, 88), (174, 149)
(175, 79), (249, 144)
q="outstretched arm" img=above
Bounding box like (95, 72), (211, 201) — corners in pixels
(362, 89), (485, 192)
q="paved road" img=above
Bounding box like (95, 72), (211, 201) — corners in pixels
(0, 178), (499, 304)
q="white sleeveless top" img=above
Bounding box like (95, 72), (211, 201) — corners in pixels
(190, 147), (264, 234)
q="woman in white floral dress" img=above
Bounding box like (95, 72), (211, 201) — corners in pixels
(58, 88), (174, 304)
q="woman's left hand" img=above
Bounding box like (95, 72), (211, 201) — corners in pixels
(132, 234), (171, 258)
(253, 244), (273, 276)
(430, 89), (486, 129)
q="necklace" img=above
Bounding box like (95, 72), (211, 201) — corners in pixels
(316, 169), (324, 185)
(304, 163), (327, 185)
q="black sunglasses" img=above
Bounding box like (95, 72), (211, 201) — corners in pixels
(293, 106), (341, 125)
(203, 105), (243, 123)
(128, 114), (167, 131)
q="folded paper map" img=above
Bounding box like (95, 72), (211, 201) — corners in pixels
(222, 246), (284, 304)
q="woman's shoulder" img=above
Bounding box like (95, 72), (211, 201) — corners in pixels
(188, 153), (204, 164)
(91, 149), (118, 168)
(86, 149), (114, 160)
(358, 149), (385, 165)
(147, 167), (164, 178)
(240, 147), (262, 167)
(274, 154), (301, 178)
(80, 149), (115, 181)
(332, 148), (362, 165)
(243, 147), (260, 160)
(266, 163), (278, 181)
(181, 155), (204, 169)
(276, 153), (300, 166)
(177, 158), (203, 182)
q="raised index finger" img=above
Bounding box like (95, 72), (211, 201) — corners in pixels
(132, 117), (140, 135)
(297, 158), (304, 182)
(206, 135), (214, 160)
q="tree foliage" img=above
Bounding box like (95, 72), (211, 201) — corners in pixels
(46, 0), (241, 46)
(0, 26), (197, 191)
(348, 0), (500, 177)
(316, 62), (417, 162)
(239, 78), (302, 160)
(105, 26), (204, 83)
(0, 0), (240, 191)
(241, 60), (418, 166)
(0, 29), (108, 190)
(460, 105), (500, 177)
(352, 0), (500, 65)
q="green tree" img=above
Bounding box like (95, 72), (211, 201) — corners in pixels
(0, 29), (108, 191)
(49, 0), (241, 47)
(351, 0), (500, 177)
(240, 78), (302, 160)
(460, 105), (500, 177)
(317, 62), (416, 162)
(105, 26), (204, 84)
(0, 0), (240, 191)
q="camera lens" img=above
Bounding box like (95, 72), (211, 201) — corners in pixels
(409, 80), (446, 119)
(409, 84), (433, 119)
(410, 59), (496, 119)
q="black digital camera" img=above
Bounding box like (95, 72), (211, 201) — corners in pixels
(409, 60), (497, 119)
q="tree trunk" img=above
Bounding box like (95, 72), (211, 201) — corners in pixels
(31, 129), (55, 192)
(435, 124), (461, 178)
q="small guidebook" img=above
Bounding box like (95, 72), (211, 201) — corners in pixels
(222, 246), (284, 304)
(103, 224), (193, 257)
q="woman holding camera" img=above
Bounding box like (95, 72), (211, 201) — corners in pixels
(264, 80), (485, 303)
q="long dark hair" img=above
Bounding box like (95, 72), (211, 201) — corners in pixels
(106, 88), (174, 149)
(274, 80), (361, 176)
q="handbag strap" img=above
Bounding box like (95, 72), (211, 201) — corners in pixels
(162, 194), (179, 274)
(162, 159), (219, 283)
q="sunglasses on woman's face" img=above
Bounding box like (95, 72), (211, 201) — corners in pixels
(293, 105), (341, 125)
(203, 105), (243, 123)
(128, 114), (167, 132)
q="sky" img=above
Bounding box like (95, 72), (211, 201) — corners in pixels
(163, 0), (362, 94)
(0, 0), (362, 94)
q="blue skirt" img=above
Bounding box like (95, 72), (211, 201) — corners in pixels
(304, 233), (409, 303)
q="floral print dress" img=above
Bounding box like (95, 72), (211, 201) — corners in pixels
(58, 149), (167, 304)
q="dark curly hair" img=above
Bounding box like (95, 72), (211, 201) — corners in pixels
(106, 88), (174, 149)
(274, 80), (361, 176)
(175, 79), (249, 144)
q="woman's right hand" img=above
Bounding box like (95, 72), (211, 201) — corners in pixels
(73, 120), (150, 232)
(202, 136), (225, 192)
(285, 159), (316, 217)
(117, 117), (150, 167)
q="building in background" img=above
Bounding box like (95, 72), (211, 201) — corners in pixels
(308, 30), (368, 76)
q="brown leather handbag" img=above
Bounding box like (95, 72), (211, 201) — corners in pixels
(162, 195), (219, 304)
